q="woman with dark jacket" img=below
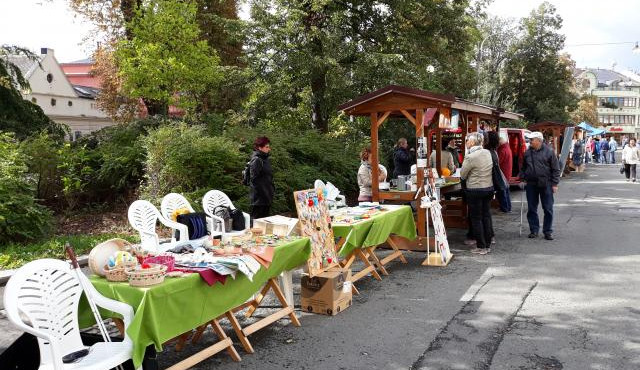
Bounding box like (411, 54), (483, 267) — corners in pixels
(249, 136), (275, 220)
(393, 138), (412, 178)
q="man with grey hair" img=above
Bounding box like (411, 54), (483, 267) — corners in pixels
(460, 132), (494, 254)
(519, 132), (560, 240)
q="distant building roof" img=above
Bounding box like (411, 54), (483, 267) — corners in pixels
(578, 68), (640, 87)
(73, 85), (101, 99)
(62, 57), (95, 65)
(4, 54), (43, 79)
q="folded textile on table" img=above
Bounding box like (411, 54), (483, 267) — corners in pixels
(174, 267), (227, 286)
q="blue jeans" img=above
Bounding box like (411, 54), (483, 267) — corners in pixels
(496, 187), (512, 212)
(610, 151), (616, 163)
(526, 183), (554, 235)
(600, 150), (609, 164)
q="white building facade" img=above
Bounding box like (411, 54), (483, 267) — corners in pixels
(575, 68), (640, 139)
(12, 48), (115, 140)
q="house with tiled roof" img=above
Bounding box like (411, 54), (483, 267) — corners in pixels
(11, 48), (115, 140)
(575, 68), (640, 138)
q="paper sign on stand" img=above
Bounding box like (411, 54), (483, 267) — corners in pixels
(420, 185), (453, 266)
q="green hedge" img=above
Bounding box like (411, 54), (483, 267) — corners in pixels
(0, 133), (53, 244)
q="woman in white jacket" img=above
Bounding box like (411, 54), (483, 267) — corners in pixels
(622, 138), (640, 182)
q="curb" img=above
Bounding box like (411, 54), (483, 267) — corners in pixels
(0, 255), (89, 286)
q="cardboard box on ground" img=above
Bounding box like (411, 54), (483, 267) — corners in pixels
(301, 267), (352, 316)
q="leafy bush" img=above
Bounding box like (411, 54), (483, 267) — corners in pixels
(0, 132), (53, 244)
(141, 123), (245, 201)
(224, 125), (363, 214)
(19, 132), (63, 202)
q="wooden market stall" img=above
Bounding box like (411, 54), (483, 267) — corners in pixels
(337, 85), (455, 248)
(529, 121), (572, 154)
(337, 85), (523, 246)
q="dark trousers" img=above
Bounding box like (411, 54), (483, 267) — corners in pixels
(465, 189), (494, 249)
(250, 205), (271, 225)
(600, 150), (609, 164)
(525, 183), (554, 235)
(496, 187), (512, 212)
(624, 164), (637, 180)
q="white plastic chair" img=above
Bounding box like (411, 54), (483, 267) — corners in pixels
(202, 190), (250, 237)
(160, 193), (220, 239)
(3, 259), (135, 370)
(128, 200), (189, 253)
(314, 179), (346, 209)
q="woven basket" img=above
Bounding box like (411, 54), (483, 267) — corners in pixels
(142, 255), (175, 272)
(126, 264), (167, 287)
(104, 261), (137, 282)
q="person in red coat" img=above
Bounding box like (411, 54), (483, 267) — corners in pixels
(496, 136), (513, 212)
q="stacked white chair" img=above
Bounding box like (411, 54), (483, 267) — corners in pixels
(3, 259), (135, 370)
(128, 199), (189, 253)
(202, 190), (250, 237)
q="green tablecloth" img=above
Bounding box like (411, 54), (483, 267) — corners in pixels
(332, 205), (417, 257)
(78, 238), (311, 368)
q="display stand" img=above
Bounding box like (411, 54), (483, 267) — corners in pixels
(420, 182), (453, 267)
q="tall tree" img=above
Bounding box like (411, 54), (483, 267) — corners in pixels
(114, 0), (223, 115)
(498, 2), (577, 123)
(569, 95), (598, 125)
(246, 0), (479, 132)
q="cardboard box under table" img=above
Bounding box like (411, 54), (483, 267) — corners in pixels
(301, 268), (352, 316)
(331, 205), (417, 293)
(78, 238), (311, 370)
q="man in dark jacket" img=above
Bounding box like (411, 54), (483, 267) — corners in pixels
(519, 132), (561, 240)
(249, 136), (275, 220)
(393, 138), (412, 178)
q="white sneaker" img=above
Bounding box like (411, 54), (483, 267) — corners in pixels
(464, 239), (477, 246)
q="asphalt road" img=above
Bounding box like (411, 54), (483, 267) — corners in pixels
(2, 163), (639, 369)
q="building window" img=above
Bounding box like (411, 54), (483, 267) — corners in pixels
(50, 98), (56, 106)
(31, 97), (37, 103)
(68, 100), (73, 107)
(46, 73), (53, 83)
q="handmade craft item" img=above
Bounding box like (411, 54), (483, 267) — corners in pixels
(293, 188), (339, 276)
(88, 238), (131, 277)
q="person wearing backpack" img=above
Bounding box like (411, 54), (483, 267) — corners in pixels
(246, 136), (275, 221)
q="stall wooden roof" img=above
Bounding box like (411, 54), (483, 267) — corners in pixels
(529, 121), (571, 131)
(338, 85), (523, 121)
(337, 85), (455, 116)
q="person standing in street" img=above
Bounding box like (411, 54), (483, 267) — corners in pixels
(609, 136), (618, 164)
(594, 139), (601, 163)
(393, 138), (412, 178)
(496, 135), (513, 212)
(585, 137), (593, 164)
(249, 136), (275, 220)
(519, 132), (561, 241)
(600, 138), (610, 164)
(460, 132), (494, 255)
(622, 138), (640, 182)
(572, 136), (585, 173)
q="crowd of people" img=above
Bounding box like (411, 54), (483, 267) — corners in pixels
(351, 130), (561, 256)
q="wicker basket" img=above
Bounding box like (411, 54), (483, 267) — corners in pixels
(104, 261), (137, 282)
(126, 264), (168, 287)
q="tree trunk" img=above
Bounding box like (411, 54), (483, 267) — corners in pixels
(309, 32), (328, 133)
(143, 98), (168, 117)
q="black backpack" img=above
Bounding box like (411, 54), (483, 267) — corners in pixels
(230, 208), (246, 231)
(242, 161), (251, 186)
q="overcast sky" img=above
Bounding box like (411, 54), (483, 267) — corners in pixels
(1, 0), (638, 71)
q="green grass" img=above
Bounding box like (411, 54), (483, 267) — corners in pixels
(0, 234), (139, 270)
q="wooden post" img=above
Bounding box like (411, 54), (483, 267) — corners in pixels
(436, 127), (443, 177)
(371, 112), (380, 202)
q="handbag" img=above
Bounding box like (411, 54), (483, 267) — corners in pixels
(490, 151), (506, 192)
